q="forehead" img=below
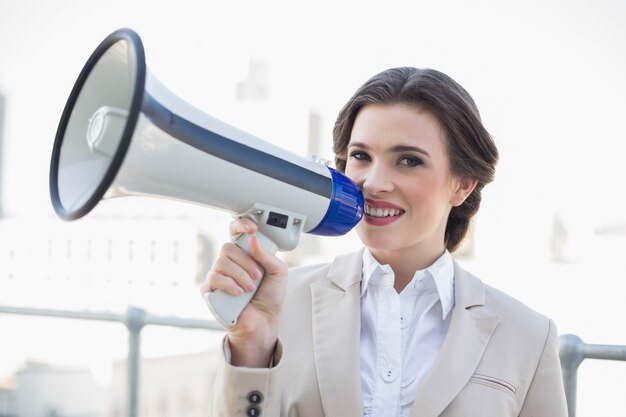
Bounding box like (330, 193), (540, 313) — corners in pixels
(349, 103), (446, 152)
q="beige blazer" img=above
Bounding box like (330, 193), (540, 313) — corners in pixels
(209, 249), (568, 417)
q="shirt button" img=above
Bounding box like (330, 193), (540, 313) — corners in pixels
(380, 367), (399, 382)
(400, 315), (409, 329)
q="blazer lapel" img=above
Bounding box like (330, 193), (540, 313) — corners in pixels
(411, 263), (500, 417)
(311, 249), (364, 417)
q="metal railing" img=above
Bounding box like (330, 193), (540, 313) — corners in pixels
(0, 304), (222, 417)
(2, 305), (625, 417)
(559, 334), (626, 417)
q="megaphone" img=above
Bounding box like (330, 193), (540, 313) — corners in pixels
(49, 28), (363, 328)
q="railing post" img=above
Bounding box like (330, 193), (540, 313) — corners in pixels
(124, 306), (146, 417)
(559, 334), (585, 417)
(0, 304), (222, 417)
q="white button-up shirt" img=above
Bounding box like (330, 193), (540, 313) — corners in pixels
(360, 249), (455, 417)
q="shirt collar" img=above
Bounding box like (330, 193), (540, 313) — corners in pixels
(360, 248), (455, 320)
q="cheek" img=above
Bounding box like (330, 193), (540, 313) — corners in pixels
(405, 177), (452, 209)
(343, 165), (362, 185)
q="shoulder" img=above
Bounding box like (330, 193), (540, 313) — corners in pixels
(448, 265), (566, 414)
(454, 264), (561, 384)
(486, 282), (555, 349)
(455, 262), (554, 341)
(486, 282), (548, 325)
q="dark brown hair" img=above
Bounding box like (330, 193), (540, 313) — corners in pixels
(332, 67), (499, 252)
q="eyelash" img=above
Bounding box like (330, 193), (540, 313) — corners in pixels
(399, 156), (423, 167)
(349, 150), (370, 161)
(348, 151), (423, 167)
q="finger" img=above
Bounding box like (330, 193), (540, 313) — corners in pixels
(213, 254), (261, 293)
(247, 234), (287, 277)
(229, 217), (258, 237)
(207, 272), (247, 296)
(201, 258), (255, 295)
(200, 263), (242, 294)
(220, 242), (264, 282)
(198, 276), (213, 294)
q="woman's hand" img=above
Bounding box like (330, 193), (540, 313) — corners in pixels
(200, 217), (288, 367)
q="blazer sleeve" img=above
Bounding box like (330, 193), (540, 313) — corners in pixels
(518, 319), (568, 417)
(208, 336), (284, 417)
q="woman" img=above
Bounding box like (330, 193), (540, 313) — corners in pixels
(202, 67), (567, 416)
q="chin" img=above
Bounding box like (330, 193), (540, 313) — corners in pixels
(356, 231), (398, 252)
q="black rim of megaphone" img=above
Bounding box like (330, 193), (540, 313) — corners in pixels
(49, 28), (146, 220)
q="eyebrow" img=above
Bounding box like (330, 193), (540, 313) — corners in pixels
(348, 141), (431, 157)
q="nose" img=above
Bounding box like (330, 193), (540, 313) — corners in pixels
(361, 162), (394, 194)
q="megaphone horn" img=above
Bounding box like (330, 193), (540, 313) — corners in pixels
(49, 28), (364, 328)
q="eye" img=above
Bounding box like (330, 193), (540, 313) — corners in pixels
(349, 150), (371, 161)
(399, 155), (423, 167)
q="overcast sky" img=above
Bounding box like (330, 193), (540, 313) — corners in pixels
(1, 0), (625, 223)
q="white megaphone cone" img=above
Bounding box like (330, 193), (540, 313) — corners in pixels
(49, 28), (364, 328)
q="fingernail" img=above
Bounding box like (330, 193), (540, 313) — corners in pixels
(253, 269), (263, 280)
(235, 286), (245, 295)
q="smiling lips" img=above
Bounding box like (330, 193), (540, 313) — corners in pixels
(364, 202), (405, 225)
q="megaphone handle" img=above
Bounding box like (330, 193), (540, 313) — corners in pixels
(204, 232), (278, 329)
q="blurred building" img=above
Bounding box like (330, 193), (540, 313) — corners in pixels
(0, 378), (17, 417)
(236, 59), (269, 101)
(0, 217), (216, 317)
(12, 363), (107, 417)
(0, 93), (5, 218)
(110, 350), (218, 417)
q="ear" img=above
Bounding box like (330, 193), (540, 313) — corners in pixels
(450, 177), (477, 207)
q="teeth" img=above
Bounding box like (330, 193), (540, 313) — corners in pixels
(365, 205), (402, 217)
